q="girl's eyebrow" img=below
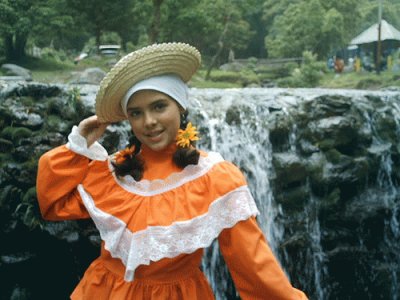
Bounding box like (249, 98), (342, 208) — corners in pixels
(127, 98), (168, 111)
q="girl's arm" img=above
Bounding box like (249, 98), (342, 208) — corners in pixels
(36, 116), (109, 220)
(218, 217), (308, 300)
(37, 145), (90, 220)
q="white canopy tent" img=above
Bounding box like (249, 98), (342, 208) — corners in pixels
(350, 20), (400, 45)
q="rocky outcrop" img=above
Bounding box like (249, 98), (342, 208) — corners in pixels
(0, 82), (127, 299)
(1, 84), (400, 299)
(190, 88), (400, 300)
(264, 92), (400, 300)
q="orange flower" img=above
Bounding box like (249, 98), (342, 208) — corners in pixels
(176, 122), (200, 148)
(114, 146), (135, 164)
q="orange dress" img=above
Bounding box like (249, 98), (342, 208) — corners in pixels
(36, 128), (307, 300)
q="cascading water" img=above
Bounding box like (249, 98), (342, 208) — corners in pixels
(185, 88), (400, 300)
(189, 89), (281, 299)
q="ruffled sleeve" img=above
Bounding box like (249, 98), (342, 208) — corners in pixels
(218, 217), (308, 300)
(36, 126), (108, 221)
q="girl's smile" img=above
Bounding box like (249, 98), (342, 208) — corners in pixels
(127, 90), (182, 152)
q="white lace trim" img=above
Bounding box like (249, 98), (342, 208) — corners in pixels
(66, 125), (108, 161)
(77, 184), (259, 282)
(109, 152), (225, 196)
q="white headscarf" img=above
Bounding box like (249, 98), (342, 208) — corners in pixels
(121, 74), (189, 117)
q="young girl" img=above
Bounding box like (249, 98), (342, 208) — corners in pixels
(37, 43), (307, 299)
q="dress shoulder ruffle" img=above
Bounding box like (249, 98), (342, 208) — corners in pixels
(79, 151), (259, 281)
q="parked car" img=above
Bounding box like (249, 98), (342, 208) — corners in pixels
(99, 45), (121, 56)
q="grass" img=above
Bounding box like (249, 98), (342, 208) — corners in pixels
(0, 54), (117, 83)
(3, 55), (400, 89)
(320, 71), (400, 90)
(191, 72), (241, 88)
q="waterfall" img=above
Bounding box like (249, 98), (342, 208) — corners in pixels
(186, 88), (400, 300)
(190, 89), (280, 299)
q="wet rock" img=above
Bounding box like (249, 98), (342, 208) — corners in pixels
(272, 152), (307, 188)
(275, 185), (309, 211)
(267, 111), (292, 152)
(225, 106), (242, 125)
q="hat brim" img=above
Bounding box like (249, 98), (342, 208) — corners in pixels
(95, 43), (201, 123)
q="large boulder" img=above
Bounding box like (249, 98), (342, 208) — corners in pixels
(70, 67), (106, 85)
(1, 64), (32, 81)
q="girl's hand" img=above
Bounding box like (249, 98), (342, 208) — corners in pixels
(78, 115), (110, 147)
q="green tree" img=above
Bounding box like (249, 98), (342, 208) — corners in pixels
(358, 0), (400, 30)
(0, 0), (86, 61)
(242, 0), (268, 58)
(155, 0), (253, 65)
(148, 0), (164, 44)
(0, 0), (37, 61)
(319, 8), (344, 56)
(320, 0), (361, 43)
(265, 0), (325, 58)
(31, 0), (84, 50)
(264, 0), (368, 59)
(66, 0), (139, 51)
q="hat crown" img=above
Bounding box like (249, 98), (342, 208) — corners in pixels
(95, 42), (201, 123)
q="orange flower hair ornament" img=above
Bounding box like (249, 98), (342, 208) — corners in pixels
(176, 122), (200, 148)
(114, 145), (135, 164)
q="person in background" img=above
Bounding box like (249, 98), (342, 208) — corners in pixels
(37, 42), (308, 300)
(354, 56), (361, 72)
(334, 56), (345, 73)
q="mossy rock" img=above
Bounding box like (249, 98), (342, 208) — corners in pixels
(267, 111), (292, 152)
(22, 186), (37, 203)
(46, 97), (66, 115)
(225, 106), (242, 125)
(325, 149), (349, 164)
(319, 188), (341, 213)
(272, 153), (307, 188)
(15, 186), (42, 229)
(14, 144), (38, 162)
(45, 114), (70, 133)
(0, 137), (14, 152)
(1, 160), (38, 187)
(0, 152), (13, 165)
(19, 96), (35, 107)
(275, 185), (309, 211)
(0, 184), (23, 209)
(373, 110), (398, 143)
(0, 126), (32, 145)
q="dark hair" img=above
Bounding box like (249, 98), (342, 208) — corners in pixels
(112, 110), (200, 181)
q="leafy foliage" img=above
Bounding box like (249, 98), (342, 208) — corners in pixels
(277, 51), (326, 87)
(0, 0), (398, 69)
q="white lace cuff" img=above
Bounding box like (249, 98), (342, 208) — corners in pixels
(66, 125), (108, 161)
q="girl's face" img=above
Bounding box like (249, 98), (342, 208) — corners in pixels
(127, 90), (182, 152)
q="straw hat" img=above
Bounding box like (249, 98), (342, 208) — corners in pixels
(95, 42), (201, 122)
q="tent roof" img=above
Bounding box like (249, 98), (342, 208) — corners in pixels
(350, 19), (400, 45)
